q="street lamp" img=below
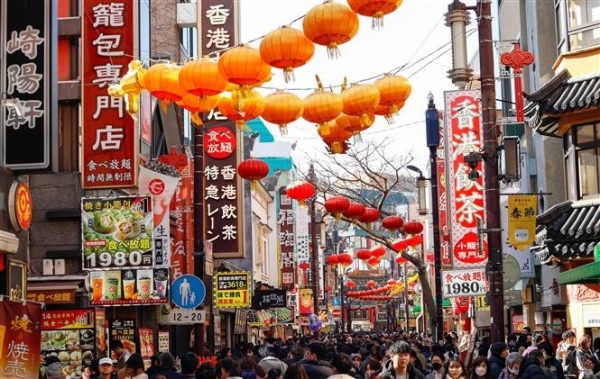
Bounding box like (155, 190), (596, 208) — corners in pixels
(406, 93), (444, 343)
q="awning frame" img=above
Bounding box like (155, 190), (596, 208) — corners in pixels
(558, 261), (600, 285)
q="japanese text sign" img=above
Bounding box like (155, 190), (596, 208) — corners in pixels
(2, 0), (50, 169)
(203, 124), (244, 258)
(252, 290), (287, 309)
(213, 272), (250, 308)
(442, 268), (487, 298)
(0, 300), (43, 379)
(108, 318), (136, 354)
(199, 0), (238, 56)
(81, 196), (154, 270)
(41, 310), (94, 330)
(82, 0), (137, 189)
(278, 188), (296, 289)
(27, 289), (76, 305)
(507, 194), (537, 250)
(443, 90), (488, 268)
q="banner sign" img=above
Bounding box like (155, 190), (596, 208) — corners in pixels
(298, 288), (314, 315)
(287, 287), (298, 319)
(507, 195), (537, 250)
(213, 272), (250, 308)
(443, 90), (488, 268)
(437, 152), (452, 267)
(252, 290), (287, 309)
(89, 268), (169, 306)
(82, 196), (154, 270)
(82, 0), (137, 189)
(0, 300), (43, 379)
(27, 288), (76, 304)
(278, 188), (296, 289)
(139, 328), (155, 358)
(247, 310), (277, 327)
(41, 310), (94, 330)
(199, 0), (238, 57)
(442, 268), (487, 297)
(1, 0), (50, 169)
(108, 319), (136, 354)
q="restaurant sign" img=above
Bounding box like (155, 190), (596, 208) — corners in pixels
(441, 268), (488, 297)
(213, 271), (250, 308)
(81, 196), (154, 270)
(252, 290), (287, 309)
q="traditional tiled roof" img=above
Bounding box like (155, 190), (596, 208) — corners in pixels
(524, 70), (600, 137)
(532, 198), (600, 264)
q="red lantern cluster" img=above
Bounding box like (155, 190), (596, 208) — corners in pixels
(404, 220), (423, 235)
(382, 215), (404, 231)
(338, 253), (353, 267)
(286, 180), (315, 207)
(326, 254), (340, 266)
(237, 158), (269, 189)
(342, 202), (366, 222)
(324, 196), (350, 220)
(356, 249), (371, 261)
(358, 207), (380, 225)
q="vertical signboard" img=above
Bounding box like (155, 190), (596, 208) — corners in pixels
(82, 0), (138, 189)
(199, 0), (238, 57)
(436, 138), (452, 267)
(1, 0), (50, 169)
(443, 90), (487, 269)
(278, 188), (295, 289)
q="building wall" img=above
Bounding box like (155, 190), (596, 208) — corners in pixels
(151, 0), (181, 61)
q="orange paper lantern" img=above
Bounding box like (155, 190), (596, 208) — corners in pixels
(336, 112), (376, 137)
(302, 88), (344, 126)
(259, 26), (315, 82)
(341, 83), (380, 127)
(347, 0), (403, 28)
(179, 56), (228, 97)
(373, 74), (411, 123)
(218, 45), (272, 89)
(261, 89), (304, 135)
(218, 89), (265, 130)
(302, 0), (360, 59)
(143, 62), (185, 113)
(176, 94), (221, 126)
(317, 121), (353, 154)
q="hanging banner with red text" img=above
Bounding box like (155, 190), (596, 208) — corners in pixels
(443, 90), (488, 268)
(0, 300), (43, 379)
(82, 0), (138, 189)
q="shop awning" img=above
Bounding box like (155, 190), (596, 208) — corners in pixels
(558, 261), (600, 285)
(411, 298), (452, 313)
(26, 280), (82, 304)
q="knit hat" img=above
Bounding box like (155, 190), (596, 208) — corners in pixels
(46, 362), (63, 379)
(506, 352), (523, 365)
(490, 342), (507, 356)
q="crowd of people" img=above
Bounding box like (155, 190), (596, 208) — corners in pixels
(43, 329), (600, 379)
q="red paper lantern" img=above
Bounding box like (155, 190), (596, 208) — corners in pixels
(286, 180), (316, 207)
(338, 253), (353, 267)
(342, 202), (366, 222)
(346, 280), (356, 289)
(404, 220), (423, 235)
(387, 278), (397, 286)
(366, 280), (377, 289)
(358, 207), (380, 225)
(324, 196), (351, 220)
(382, 215), (404, 231)
(391, 238), (408, 252)
(367, 256), (381, 267)
(395, 253), (407, 265)
(237, 158), (269, 190)
(370, 246), (386, 258)
(410, 234), (424, 246)
(326, 254), (340, 266)
(356, 249), (371, 261)
(298, 261), (311, 270)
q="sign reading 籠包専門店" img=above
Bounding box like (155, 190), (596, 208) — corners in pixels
(82, 0), (138, 189)
(1, 0), (50, 169)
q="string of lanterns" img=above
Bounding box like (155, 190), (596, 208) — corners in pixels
(108, 0), (412, 154)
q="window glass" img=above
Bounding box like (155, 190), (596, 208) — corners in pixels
(577, 148), (599, 197)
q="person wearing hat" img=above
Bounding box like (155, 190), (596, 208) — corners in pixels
(489, 342), (509, 379)
(46, 362), (66, 379)
(350, 353), (365, 378)
(95, 357), (118, 379)
(498, 352), (522, 379)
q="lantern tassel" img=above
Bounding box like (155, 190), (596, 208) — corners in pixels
(191, 113), (203, 128)
(326, 42), (341, 59)
(278, 124), (288, 136)
(250, 180), (258, 191)
(235, 120), (250, 132)
(372, 12), (385, 29)
(359, 113), (374, 127)
(160, 99), (170, 114)
(283, 67), (295, 83)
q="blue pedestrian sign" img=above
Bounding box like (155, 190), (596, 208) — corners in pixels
(171, 274), (206, 309)
(332, 297), (341, 307)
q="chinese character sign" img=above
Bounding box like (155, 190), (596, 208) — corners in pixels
(82, 0), (137, 189)
(199, 0), (238, 56)
(2, 0), (49, 169)
(278, 188), (296, 289)
(0, 300), (43, 379)
(441, 268), (487, 297)
(213, 272), (250, 308)
(507, 195), (537, 251)
(444, 90), (488, 268)
(81, 196), (154, 270)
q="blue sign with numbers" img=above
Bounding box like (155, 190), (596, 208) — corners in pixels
(171, 274), (206, 309)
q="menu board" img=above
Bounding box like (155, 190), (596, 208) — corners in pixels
(89, 268), (169, 306)
(108, 319), (136, 354)
(41, 310), (95, 379)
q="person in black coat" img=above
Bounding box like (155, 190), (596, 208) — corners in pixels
(539, 342), (564, 379)
(518, 351), (553, 379)
(488, 342), (508, 379)
(299, 342), (333, 379)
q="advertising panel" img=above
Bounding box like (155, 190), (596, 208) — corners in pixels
(213, 272), (250, 308)
(108, 319), (136, 354)
(442, 268), (488, 297)
(443, 90), (487, 268)
(278, 188), (296, 289)
(82, 0), (137, 189)
(252, 290), (287, 309)
(1, 0), (50, 169)
(89, 268), (169, 306)
(82, 196), (154, 270)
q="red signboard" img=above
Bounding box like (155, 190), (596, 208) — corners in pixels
(443, 90), (487, 268)
(279, 188), (295, 289)
(437, 150), (452, 267)
(82, 0), (137, 189)
(41, 310), (94, 330)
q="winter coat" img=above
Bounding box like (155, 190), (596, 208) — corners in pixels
(519, 357), (553, 379)
(259, 357), (288, 376)
(377, 361), (426, 379)
(241, 368), (259, 379)
(489, 354), (506, 379)
(300, 359), (334, 379)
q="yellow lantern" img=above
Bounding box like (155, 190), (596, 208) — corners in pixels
(218, 89), (265, 130)
(341, 83), (380, 127)
(374, 99), (406, 124)
(302, 0), (360, 59)
(318, 120), (353, 154)
(347, 0), (403, 28)
(218, 45), (272, 90)
(373, 74), (411, 123)
(176, 94), (221, 127)
(336, 112), (376, 137)
(262, 90), (304, 136)
(179, 56), (228, 97)
(302, 89), (344, 127)
(143, 62), (185, 113)
(259, 26), (315, 83)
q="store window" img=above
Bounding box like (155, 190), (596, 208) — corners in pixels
(567, 0), (600, 50)
(565, 123), (600, 199)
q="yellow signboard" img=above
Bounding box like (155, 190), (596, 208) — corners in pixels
(213, 272), (251, 308)
(507, 195), (537, 250)
(475, 295), (490, 310)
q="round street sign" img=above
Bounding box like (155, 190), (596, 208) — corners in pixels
(332, 307), (341, 318)
(171, 275), (206, 309)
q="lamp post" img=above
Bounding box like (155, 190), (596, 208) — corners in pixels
(406, 93), (444, 343)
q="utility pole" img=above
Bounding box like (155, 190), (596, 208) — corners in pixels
(478, 0), (505, 343)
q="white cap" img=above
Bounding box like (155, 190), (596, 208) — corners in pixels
(99, 357), (113, 366)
